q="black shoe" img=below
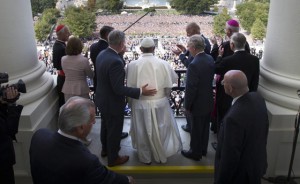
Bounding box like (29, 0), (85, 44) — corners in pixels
(181, 125), (191, 132)
(211, 142), (217, 151)
(181, 150), (201, 161)
(121, 132), (129, 139)
(202, 151), (207, 157)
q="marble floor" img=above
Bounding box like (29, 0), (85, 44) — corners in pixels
(87, 117), (217, 168)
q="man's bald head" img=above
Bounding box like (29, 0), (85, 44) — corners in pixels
(223, 70), (249, 97)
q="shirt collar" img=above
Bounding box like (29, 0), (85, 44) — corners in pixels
(141, 53), (154, 56)
(58, 129), (81, 142)
(234, 49), (245, 52)
(108, 46), (118, 54)
(100, 38), (108, 43)
(232, 95), (242, 105)
(195, 51), (204, 56)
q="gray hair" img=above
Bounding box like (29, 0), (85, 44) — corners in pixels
(226, 24), (239, 33)
(58, 96), (95, 134)
(231, 32), (246, 50)
(108, 30), (125, 46)
(188, 34), (206, 51)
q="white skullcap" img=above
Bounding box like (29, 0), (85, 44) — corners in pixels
(140, 37), (155, 48)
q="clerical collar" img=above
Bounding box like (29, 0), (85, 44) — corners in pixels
(108, 47), (118, 54)
(56, 39), (66, 44)
(58, 129), (81, 142)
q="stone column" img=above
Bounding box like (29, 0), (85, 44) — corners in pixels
(0, 0), (58, 178)
(259, 0), (300, 176)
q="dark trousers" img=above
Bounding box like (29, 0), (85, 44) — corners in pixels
(57, 75), (65, 107)
(0, 166), (15, 184)
(185, 112), (192, 129)
(190, 113), (211, 157)
(100, 113), (124, 165)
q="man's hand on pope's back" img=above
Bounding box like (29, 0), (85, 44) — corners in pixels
(141, 84), (157, 96)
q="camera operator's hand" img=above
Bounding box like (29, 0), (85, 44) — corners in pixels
(0, 85), (20, 104)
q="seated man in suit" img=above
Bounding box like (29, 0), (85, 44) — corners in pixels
(29, 96), (135, 184)
(214, 70), (269, 184)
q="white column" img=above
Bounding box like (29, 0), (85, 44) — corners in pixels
(259, 0), (300, 176)
(0, 0), (58, 178)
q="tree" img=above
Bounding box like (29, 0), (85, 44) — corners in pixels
(213, 8), (231, 36)
(254, 2), (269, 27)
(31, 0), (57, 16)
(170, 0), (218, 15)
(236, 2), (256, 32)
(251, 18), (266, 40)
(34, 8), (60, 42)
(61, 7), (96, 38)
(96, 0), (123, 13)
(236, 1), (269, 33)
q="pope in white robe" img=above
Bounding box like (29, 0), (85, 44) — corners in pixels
(126, 38), (182, 164)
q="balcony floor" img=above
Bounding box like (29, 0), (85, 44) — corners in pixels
(87, 117), (217, 175)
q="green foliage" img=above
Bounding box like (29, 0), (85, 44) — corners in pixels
(170, 0), (218, 15)
(213, 6), (219, 12)
(31, 0), (57, 16)
(96, 0), (123, 13)
(213, 8), (231, 36)
(34, 8), (60, 42)
(254, 2), (269, 27)
(251, 18), (266, 40)
(61, 6), (96, 38)
(236, 2), (256, 32)
(236, 1), (269, 33)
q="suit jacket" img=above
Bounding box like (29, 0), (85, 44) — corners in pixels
(61, 54), (94, 96)
(52, 40), (66, 70)
(95, 48), (140, 116)
(30, 129), (129, 184)
(90, 39), (109, 89)
(184, 52), (215, 115)
(215, 51), (260, 111)
(0, 104), (23, 169)
(214, 92), (269, 184)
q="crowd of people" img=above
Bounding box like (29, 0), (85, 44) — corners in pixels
(15, 15), (269, 184)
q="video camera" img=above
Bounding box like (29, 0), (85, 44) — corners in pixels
(0, 72), (26, 102)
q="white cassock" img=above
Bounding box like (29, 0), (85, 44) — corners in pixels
(126, 53), (182, 164)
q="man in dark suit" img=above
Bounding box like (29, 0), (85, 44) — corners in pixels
(214, 70), (269, 184)
(0, 86), (23, 184)
(172, 22), (211, 133)
(90, 25), (114, 90)
(90, 26), (128, 140)
(52, 24), (71, 107)
(95, 30), (157, 167)
(181, 35), (215, 160)
(215, 32), (260, 133)
(30, 97), (136, 184)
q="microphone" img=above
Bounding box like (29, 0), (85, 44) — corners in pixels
(123, 8), (156, 32)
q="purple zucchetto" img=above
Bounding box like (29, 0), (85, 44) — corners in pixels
(226, 19), (239, 28)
